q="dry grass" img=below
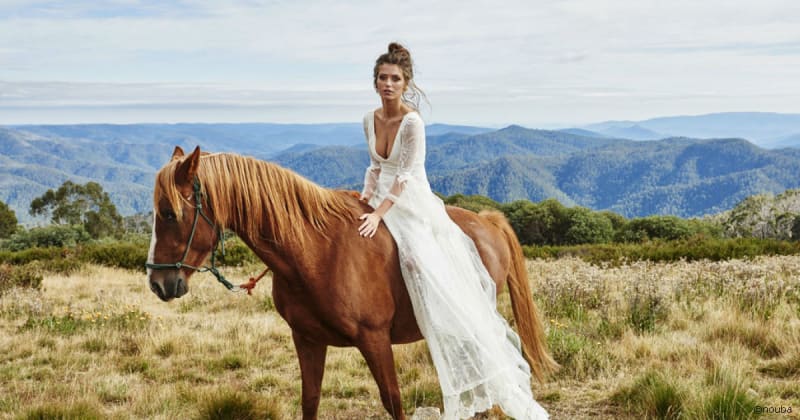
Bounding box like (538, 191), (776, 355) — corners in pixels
(1, 256), (799, 419)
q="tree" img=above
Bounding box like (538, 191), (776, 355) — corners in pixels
(564, 207), (614, 245)
(792, 215), (800, 242)
(0, 199), (17, 238)
(29, 181), (123, 238)
(502, 200), (550, 245)
(123, 212), (153, 235)
(617, 215), (692, 242)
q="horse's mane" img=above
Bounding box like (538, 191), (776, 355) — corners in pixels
(154, 152), (353, 246)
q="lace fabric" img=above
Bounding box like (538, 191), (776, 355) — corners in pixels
(363, 110), (548, 420)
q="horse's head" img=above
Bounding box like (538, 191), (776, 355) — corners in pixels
(147, 146), (219, 301)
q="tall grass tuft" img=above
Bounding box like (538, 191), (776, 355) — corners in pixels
(196, 391), (281, 420)
(758, 351), (800, 379)
(706, 318), (782, 359)
(611, 370), (684, 420)
(627, 291), (668, 334)
(17, 401), (103, 420)
(701, 383), (760, 419)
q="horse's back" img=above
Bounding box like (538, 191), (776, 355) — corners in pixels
(444, 205), (512, 290)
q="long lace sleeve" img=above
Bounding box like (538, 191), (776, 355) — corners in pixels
(385, 114), (423, 203)
(361, 158), (381, 201)
(360, 114), (381, 200)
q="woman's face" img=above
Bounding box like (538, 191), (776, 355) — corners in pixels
(376, 64), (407, 101)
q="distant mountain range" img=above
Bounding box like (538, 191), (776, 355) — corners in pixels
(277, 127), (800, 218)
(2, 112), (800, 224)
(577, 112), (800, 147)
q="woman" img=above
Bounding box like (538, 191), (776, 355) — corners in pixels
(357, 42), (549, 420)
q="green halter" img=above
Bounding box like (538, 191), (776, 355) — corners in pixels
(145, 176), (237, 291)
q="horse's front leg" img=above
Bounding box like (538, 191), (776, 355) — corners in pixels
(358, 330), (406, 420)
(292, 331), (328, 420)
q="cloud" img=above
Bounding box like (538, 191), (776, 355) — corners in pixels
(0, 0), (798, 124)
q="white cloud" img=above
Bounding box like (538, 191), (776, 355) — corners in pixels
(0, 0), (798, 124)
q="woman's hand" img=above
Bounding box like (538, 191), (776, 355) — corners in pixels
(358, 212), (382, 238)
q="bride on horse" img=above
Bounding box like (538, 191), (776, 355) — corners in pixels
(356, 42), (550, 420)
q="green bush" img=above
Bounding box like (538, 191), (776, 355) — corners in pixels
(215, 235), (258, 267)
(39, 257), (85, 275)
(0, 199), (17, 239)
(80, 242), (147, 271)
(523, 237), (800, 264)
(443, 193), (502, 213)
(3, 225), (91, 251)
(627, 288), (670, 334)
(0, 247), (64, 265)
(564, 207), (614, 245)
(0, 247), (84, 275)
(0, 263), (43, 294)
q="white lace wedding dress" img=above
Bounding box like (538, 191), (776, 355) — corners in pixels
(360, 110), (549, 420)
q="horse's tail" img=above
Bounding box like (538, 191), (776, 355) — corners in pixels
(480, 210), (559, 382)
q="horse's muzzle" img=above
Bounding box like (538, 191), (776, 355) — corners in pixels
(149, 273), (188, 301)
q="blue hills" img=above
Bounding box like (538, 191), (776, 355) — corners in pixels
(2, 112), (800, 224)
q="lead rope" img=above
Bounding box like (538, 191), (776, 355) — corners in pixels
(239, 267), (272, 295)
(207, 228), (271, 294)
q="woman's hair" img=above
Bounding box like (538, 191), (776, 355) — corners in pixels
(373, 42), (428, 110)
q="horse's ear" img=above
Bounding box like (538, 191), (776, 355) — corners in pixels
(175, 146), (201, 185)
(171, 146), (185, 161)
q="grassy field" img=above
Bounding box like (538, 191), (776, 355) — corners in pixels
(1, 256), (799, 419)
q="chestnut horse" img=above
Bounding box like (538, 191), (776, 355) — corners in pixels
(147, 146), (556, 419)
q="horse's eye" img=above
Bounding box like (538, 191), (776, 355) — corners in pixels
(161, 210), (176, 222)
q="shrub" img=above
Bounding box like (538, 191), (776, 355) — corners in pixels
(3, 225), (91, 251)
(0, 263), (43, 294)
(617, 215), (695, 242)
(79, 242), (147, 271)
(563, 207), (614, 245)
(0, 248), (84, 275)
(215, 235), (258, 267)
(523, 237), (800, 264)
(0, 247), (65, 265)
(546, 326), (608, 379)
(627, 287), (669, 334)
(444, 193), (502, 213)
(0, 199), (17, 239)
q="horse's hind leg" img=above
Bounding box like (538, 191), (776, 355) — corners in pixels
(358, 330), (406, 420)
(292, 332), (328, 420)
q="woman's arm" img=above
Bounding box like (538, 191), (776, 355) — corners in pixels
(360, 114), (381, 202)
(359, 115), (423, 237)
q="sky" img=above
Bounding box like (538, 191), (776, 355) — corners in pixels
(0, 0), (798, 127)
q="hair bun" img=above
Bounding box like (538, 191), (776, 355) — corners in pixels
(388, 42), (409, 57)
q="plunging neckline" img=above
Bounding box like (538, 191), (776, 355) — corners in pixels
(371, 111), (414, 161)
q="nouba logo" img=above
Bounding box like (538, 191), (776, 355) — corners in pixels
(754, 406), (793, 414)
